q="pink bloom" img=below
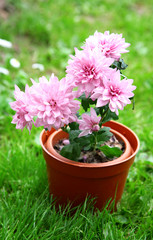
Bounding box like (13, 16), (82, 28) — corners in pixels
(60, 75), (76, 92)
(78, 108), (101, 137)
(66, 48), (114, 97)
(91, 70), (136, 115)
(10, 85), (34, 133)
(83, 31), (130, 60)
(30, 74), (80, 130)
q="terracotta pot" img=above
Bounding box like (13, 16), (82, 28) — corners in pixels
(40, 121), (139, 210)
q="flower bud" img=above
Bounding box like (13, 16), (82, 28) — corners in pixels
(92, 124), (100, 132)
(63, 139), (70, 145)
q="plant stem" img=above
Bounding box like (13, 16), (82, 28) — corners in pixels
(93, 133), (97, 152)
(100, 106), (109, 125)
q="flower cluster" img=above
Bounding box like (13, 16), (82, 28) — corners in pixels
(66, 48), (114, 97)
(82, 31), (130, 60)
(10, 85), (34, 132)
(91, 70), (136, 115)
(10, 30), (136, 160)
(10, 74), (80, 132)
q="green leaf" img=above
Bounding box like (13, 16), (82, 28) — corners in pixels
(102, 109), (118, 124)
(96, 127), (112, 142)
(120, 59), (128, 70)
(95, 105), (118, 125)
(69, 130), (81, 143)
(69, 122), (79, 130)
(83, 145), (91, 151)
(111, 58), (128, 70)
(99, 145), (122, 158)
(60, 143), (81, 161)
(69, 130), (93, 150)
(79, 93), (96, 111)
(75, 134), (93, 148)
(95, 106), (106, 116)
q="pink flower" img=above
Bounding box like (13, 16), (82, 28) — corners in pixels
(83, 31), (130, 60)
(66, 48), (114, 97)
(91, 70), (136, 115)
(78, 108), (101, 137)
(10, 85), (34, 133)
(30, 74), (80, 130)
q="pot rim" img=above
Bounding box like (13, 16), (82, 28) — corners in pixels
(40, 120), (140, 168)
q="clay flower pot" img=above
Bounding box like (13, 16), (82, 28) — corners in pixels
(40, 121), (139, 210)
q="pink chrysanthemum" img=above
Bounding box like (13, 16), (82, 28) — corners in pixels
(10, 85), (34, 133)
(78, 108), (101, 137)
(30, 74), (80, 130)
(83, 31), (130, 60)
(66, 48), (114, 97)
(91, 70), (136, 115)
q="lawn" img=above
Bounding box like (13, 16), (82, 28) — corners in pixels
(0, 0), (153, 239)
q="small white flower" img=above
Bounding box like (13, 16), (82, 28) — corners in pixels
(32, 63), (44, 71)
(10, 58), (21, 68)
(0, 39), (12, 48)
(0, 67), (9, 75)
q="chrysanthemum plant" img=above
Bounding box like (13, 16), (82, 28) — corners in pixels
(10, 31), (136, 161)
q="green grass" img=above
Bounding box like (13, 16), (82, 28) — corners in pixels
(0, 0), (153, 239)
